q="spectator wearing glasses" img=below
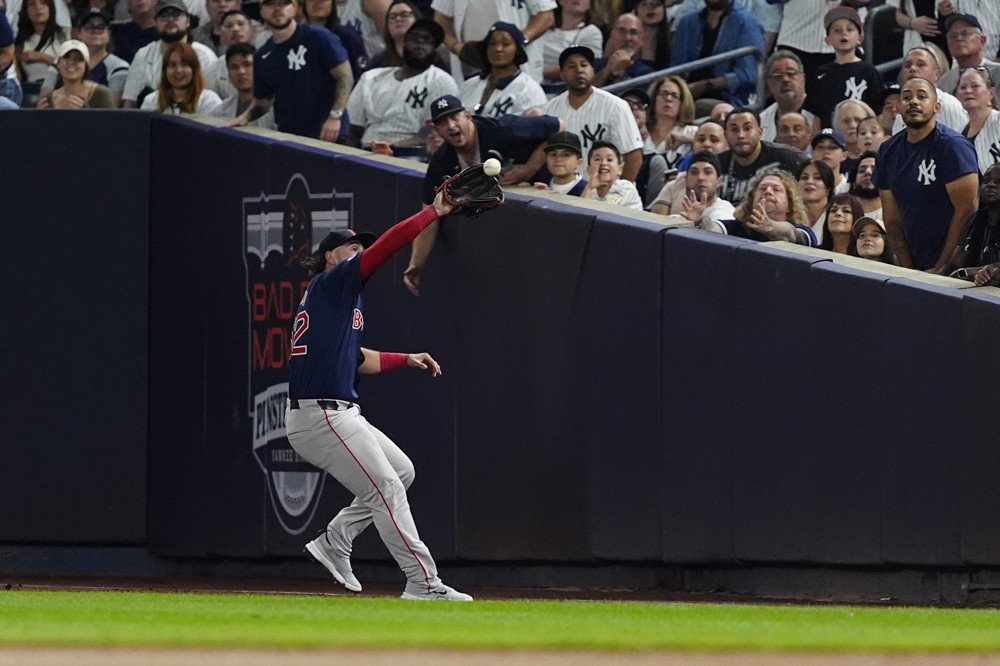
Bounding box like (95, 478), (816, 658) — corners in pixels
(37, 39), (114, 107)
(121, 0), (219, 108)
(955, 65), (1000, 175)
(367, 0), (448, 70)
(536, 0), (604, 86)
(671, 0), (764, 113)
(41, 8), (129, 106)
(458, 21), (546, 118)
(937, 13), (1000, 94)
(593, 12), (651, 87)
(645, 75), (697, 171)
(759, 50), (816, 143)
(937, 1), (1000, 63)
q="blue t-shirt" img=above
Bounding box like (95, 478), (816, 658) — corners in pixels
(109, 21), (157, 63)
(0, 12), (13, 75)
(873, 123), (979, 270)
(255, 23), (349, 139)
(287, 255), (366, 401)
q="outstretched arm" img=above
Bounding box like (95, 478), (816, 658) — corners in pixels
(360, 190), (454, 279)
(359, 348), (442, 376)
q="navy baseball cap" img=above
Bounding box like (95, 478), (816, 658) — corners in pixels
(430, 94), (465, 122)
(544, 130), (583, 156)
(559, 45), (595, 69)
(621, 87), (651, 109)
(406, 18), (445, 47)
(317, 229), (377, 255)
(811, 127), (847, 150)
(944, 13), (982, 32)
(77, 7), (110, 27)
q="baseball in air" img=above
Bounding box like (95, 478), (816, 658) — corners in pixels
(483, 158), (501, 177)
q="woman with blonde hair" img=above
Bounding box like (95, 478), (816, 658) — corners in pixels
(645, 75), (697, 170)
(141, 42), (221, 114)
(700, 168), (816, 246)
(956, 65), (1000, 175)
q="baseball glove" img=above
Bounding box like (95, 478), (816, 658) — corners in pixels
(435, 163), (505, 217)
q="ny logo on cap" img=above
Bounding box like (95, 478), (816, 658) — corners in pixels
(436, 98), (449, 109)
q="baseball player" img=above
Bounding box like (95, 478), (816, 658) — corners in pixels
(541, 45), (644, 181)
(346, 19), (459, 148)
(288, 188), (472, 602)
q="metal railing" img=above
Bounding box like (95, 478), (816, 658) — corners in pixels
(603, 46), (767, 110)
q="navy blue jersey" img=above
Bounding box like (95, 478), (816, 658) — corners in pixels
(287, 254), (366, 401)
(110, 21), (157, 63)
(423, 114), (560, 204)
(254, 23), (348, 139)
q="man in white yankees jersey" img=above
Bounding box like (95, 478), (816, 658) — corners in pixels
(541, 45), (643, 181)
(346, 18), (458, 149)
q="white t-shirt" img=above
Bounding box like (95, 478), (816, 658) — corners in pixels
(459, 71), (547, 117)
(123, 40), (219, 103)
(140, 88), (223, 114)
(759, 103), (817, 143)
(590, 179), (643, 209)
(535, 23), (603, 83)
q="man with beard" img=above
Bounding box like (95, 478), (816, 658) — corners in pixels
(654, 151), (735, 226)
(759, 51), (815, 143)
(403, 93), (561, 296)
(699, 168), (817, 246)
(671, 0), (764, 111)
(345, 19), (457, 149)
(938, 164), (1000, 283)
(849, 150), (881, 218)
(717, 107), (808, 206)
(541, 46), (643, 181)
(874, 77), (979, 272)
(121, 0), (219, 107)
(231, 0), (351, 141)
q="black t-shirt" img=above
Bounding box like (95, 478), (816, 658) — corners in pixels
(805, 60), (883, 129)
(110, 21), (157, 63)
(423, 114), (561, 204)
(717, 141), (809, 205)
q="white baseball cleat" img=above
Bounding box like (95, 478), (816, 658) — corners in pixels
(400, 584), (473, 601)
(305, 536), (362, 593)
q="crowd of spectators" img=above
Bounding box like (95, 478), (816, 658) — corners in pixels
(5, 0), (1000, 282)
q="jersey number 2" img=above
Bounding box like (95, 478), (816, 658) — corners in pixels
(290, 311), (309, 356)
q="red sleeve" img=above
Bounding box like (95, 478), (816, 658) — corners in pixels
(359, 206), (440, 280)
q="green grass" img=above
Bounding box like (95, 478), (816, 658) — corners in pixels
(1, 590), (999, 652)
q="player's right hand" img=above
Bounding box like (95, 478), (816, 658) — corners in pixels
(403, 265), (421, 296)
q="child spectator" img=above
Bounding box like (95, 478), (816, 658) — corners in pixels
(582, 140), (642, 209)
(806, 7), (882, 131)
(856, 115), (887, 155)
(536, 130), (587, 196)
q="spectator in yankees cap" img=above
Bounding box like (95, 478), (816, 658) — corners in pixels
(404, 94), (563, 296)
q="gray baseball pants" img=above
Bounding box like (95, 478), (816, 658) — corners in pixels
(285, 399), (441, 595)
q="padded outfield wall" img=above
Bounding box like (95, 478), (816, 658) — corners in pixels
(3, 112), (1000, 602)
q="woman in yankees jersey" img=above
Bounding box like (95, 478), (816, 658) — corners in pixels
(286, 189), (472, 601)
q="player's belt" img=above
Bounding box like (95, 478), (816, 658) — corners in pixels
(288, 399), (353, 411)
